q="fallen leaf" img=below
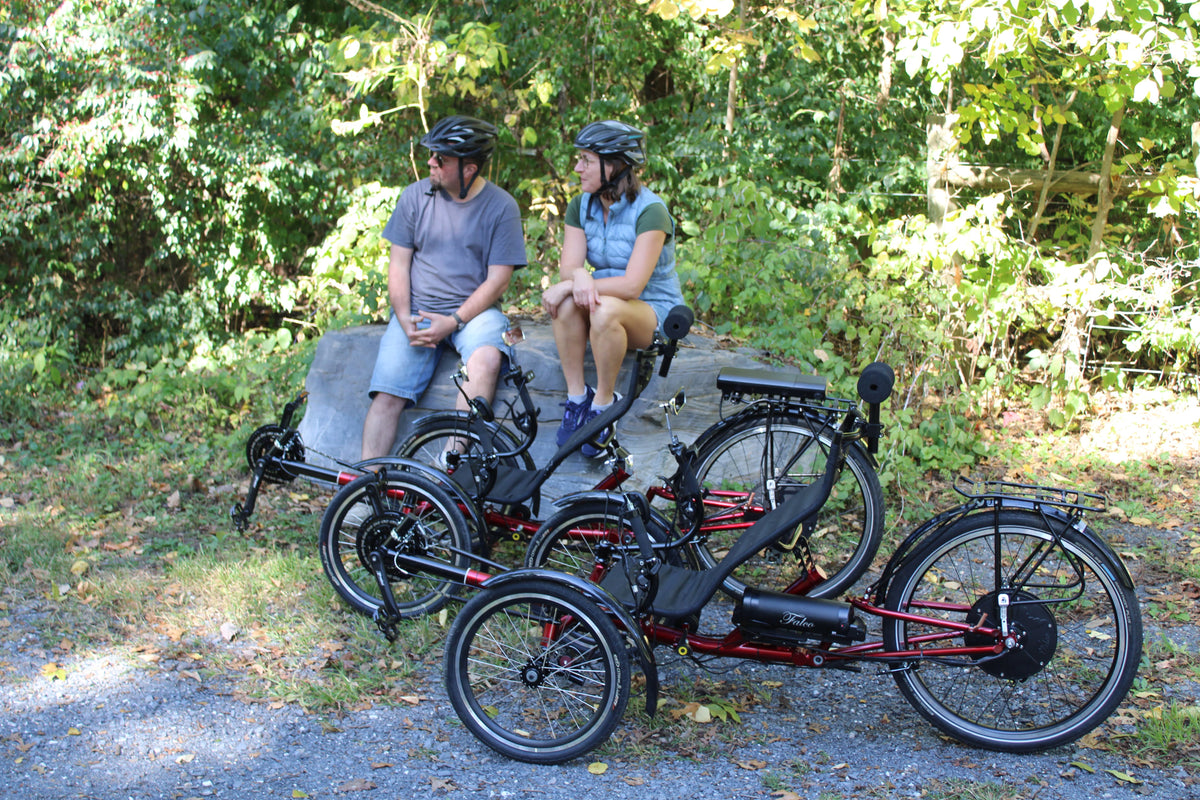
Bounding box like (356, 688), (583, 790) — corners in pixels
(175, 753), (195, 764)
(771, 792), (802, 800)
(621, 776), (645, 786)
(40, 662), (66, 680)
(70, 559), (89, 576)
(737, 759), (767, 770)
(67, 727), (81, 736)
(333, 778), (376, 793)
(220, 621), (239, 642)
(292, 791), (309, 799)
(1105, 770), (1142, 784)
(587, 762), (608, 775)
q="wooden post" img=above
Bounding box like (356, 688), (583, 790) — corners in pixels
(926, 114), (958, 230)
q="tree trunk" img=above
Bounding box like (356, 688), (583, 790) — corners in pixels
(721, 0), (745, 188)
(1051, 101), (1126, 386)
(1088, 102), (1125, 259)
(1027, 90), (1077, 243)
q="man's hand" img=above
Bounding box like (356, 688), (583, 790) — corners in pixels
(405, 312), (455, 347)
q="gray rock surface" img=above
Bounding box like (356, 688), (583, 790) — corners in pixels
(296, 319), (777, 500)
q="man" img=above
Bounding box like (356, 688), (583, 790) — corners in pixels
(361, 115), (527, 461)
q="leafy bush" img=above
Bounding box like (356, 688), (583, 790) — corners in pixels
(0, 1), (344, 377)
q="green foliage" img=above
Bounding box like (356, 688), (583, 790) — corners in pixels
(0, 0), (344, 374)
(1, 0), (1197, 485)
(301, 182), (402, 325)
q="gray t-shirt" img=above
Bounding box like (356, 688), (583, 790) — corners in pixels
(382, 178), (527, 315)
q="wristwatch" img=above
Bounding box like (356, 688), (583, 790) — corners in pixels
(452, 311), (466, 331)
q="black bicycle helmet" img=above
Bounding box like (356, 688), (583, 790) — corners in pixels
(421, 115), (497, 198)
(421, 115), (497, 162)
(573, 120), (646, 166)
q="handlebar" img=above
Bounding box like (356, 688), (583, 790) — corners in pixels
(657, 304), (694, 378)
(855, 361), (894, 455)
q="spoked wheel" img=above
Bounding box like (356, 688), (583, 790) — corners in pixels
(523, 498), (691, 576)
(444, 578), (630, 764)
(882, 509), (1142, 751)
(318, 471), (471, 618)
(690, 414), (883, 598)
(395, 411), (534, 484)
(523, 499), (630, 580)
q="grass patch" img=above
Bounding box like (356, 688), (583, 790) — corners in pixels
(3, 334), (1199, 775)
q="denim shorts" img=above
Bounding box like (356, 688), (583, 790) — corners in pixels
(368, 307), (510, 403)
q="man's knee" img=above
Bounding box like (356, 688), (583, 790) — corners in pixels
(466, 345), (503, 378)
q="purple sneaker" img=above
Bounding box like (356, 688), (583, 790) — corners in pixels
(555, 386), (595, 446)
(581, 393), (620, 458)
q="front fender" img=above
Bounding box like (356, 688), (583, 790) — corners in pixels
(480, 568), (660, 715)
(548, 490), (674, 529)
(353, 456), (487, 540)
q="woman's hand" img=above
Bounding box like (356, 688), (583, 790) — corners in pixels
(570, 270), (600, 312)
(541, 280), (573, 318)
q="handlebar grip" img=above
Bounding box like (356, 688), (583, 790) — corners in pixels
(661, 305), (694, 340)
(857, 362), (894, 404)
(856, 362), (893, 456)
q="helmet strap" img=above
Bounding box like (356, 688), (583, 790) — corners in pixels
(597, 161), (629, 200)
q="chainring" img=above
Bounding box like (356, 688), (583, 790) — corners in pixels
(356, 511), (418, 581)
(245, 424), (305, 484)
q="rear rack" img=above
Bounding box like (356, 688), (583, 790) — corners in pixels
(954, 476), (1107, 512)
(717, 367), (827, 402)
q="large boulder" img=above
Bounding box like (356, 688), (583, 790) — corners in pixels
(295, 317), (782, 500)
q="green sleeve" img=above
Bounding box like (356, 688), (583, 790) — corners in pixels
(635, 201), (673, 238)
(565, 195), (583, 228)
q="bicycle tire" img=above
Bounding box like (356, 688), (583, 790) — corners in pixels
(524, 498), (695, 578)
(395, 410), (535, 476)
(882, 509), (1142, 752)
(689, 412), (884, 598)
(444, 578), (630, 764)
(318, 471), (472, 618)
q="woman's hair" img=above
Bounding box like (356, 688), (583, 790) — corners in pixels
(598, 158), (642, 205)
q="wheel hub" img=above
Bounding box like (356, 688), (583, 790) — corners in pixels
(521, 663), (545, 687)
(965, 589), (1058, 680)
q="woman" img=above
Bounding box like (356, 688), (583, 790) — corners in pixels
(541, 120), (685, 456)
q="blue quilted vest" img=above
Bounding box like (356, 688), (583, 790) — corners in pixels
(580, 187), (685, 325)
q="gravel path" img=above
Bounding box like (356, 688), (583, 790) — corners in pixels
(2, 652), (1193, 800)
(4, 530), (1197, 800)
